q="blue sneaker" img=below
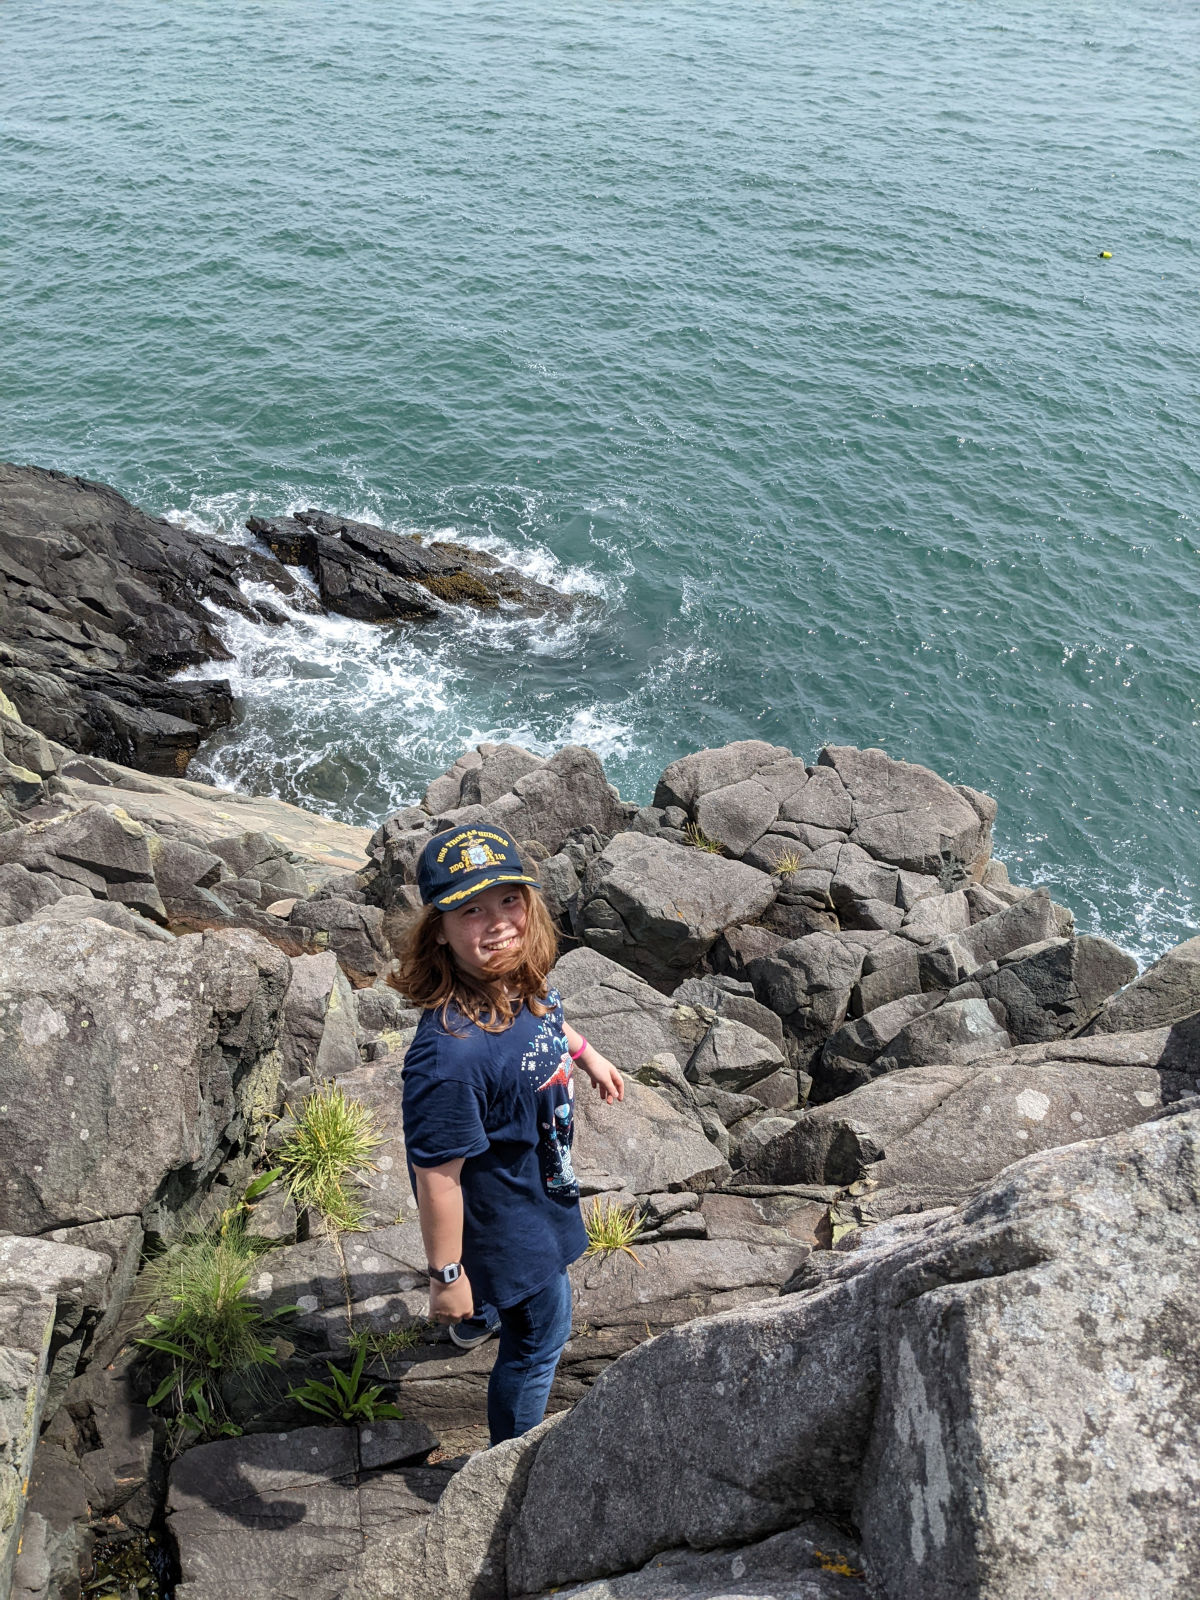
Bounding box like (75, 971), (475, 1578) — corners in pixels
(448, 1309), (501, 1350)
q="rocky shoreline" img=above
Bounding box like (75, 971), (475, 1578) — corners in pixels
(0, 465), (567, 778)
(1, 468), (1197, 1600)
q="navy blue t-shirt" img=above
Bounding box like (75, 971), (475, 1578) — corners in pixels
(401, 988), (587, 1309)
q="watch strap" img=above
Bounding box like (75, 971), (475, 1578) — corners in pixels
(428, 1262), (462, 1284)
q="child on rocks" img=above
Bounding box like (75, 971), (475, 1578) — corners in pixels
(392, 824), (624, 1445)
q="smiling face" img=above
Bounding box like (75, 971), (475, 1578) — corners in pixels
(435, 884), (530, 982)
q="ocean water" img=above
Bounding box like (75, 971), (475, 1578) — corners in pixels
(3, 0), (1198, 961)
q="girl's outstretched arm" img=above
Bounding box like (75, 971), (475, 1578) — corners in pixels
(564, 1022), (624, 1105)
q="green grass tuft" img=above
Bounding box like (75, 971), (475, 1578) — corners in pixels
(137, 1225), (293, 1451)
(584, 1196), (646, 1265)
(346, 1322), (424, 1375)
(276, 1083), (383, 1231)
(773, 849), (806, 876)
(683, 821), (725, 854)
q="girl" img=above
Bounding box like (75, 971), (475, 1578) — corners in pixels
(391, 823), (624, 1445)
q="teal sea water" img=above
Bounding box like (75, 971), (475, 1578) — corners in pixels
(4, 1), (1198, 959)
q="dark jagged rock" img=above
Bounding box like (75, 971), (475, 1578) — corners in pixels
(973, 933), (1138, 1043)
(246, 507), (566, 619)
(0, 464), (300, 771)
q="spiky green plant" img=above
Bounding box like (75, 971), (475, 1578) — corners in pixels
(276, 1083), (383, 1230)
(287, 1342), (404, 1424)
(584, 1197), (646, 1265)
(683, 821), (724, 854)
(773, 849), (806, 876)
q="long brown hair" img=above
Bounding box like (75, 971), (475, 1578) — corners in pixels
(385, 884), (559, 1032)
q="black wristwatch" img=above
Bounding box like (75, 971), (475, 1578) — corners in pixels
(428, 1262), (462, 1285)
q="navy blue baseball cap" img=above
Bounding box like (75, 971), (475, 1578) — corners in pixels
(417, 825), (541, 910)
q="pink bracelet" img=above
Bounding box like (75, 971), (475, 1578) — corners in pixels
(569, 1036), (589, 1061)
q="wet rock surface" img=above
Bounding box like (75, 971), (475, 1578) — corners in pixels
(247, 507), (567, 619)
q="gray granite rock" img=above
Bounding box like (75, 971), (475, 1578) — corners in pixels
(735, 1065), (976, 1186)
(1085, 931), (1200, 1035)
(653, 741), (795, 814)
(0, 919), (289, 1236)
(670, 975), (785, 1052)
(553, 947), (709, 1075)
(509, 1109), (1200, 1600)
(856, 1043), (1173, 1217)
(347, 1416), (557, 1600)
(169, 1422), (444, 1600)
(0, 1233), (114, 1597)
(535, 1522), (868, 1600)
(288, 893), (389, 983)
(0, 862), (64, 927)
(575, 1068), (731, 1196)
(815, 990), (947, 1099)
(30, 893), (174, 943)
(915, 888), (1058, 990)
(744, 932), (865, 1069)
(818, 745), (993, 879)
(577, 833), (776, 987)
(870, 996), (1010, 1074)
(441, 745), (631, 855)
(975, 933), (1138, 1043)
(0, 803), (167, 922)
(280, 951), (362, 1086)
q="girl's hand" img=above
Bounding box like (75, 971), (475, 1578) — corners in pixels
(429, 1273), (476, 1324)
(581, 1052), (624, 1105)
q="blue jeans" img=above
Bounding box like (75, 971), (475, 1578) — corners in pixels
(486, 1270), (574, 1445)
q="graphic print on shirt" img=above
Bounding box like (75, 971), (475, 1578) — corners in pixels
(518, 990), (579, 1200)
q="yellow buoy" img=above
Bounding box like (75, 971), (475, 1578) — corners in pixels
(1099, 250), (1112, 259)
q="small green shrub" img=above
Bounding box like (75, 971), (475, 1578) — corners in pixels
(137, 1226), (295, 1452)
(584, 1197), (645, 1265)
(276, 1083), (383, 1231)
(773, 849), (806, 876)
(288, 1343), (404, 1424)
(683, 821), (724, 854)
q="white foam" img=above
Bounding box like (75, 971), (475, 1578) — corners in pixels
(167, 484), (643, 823)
